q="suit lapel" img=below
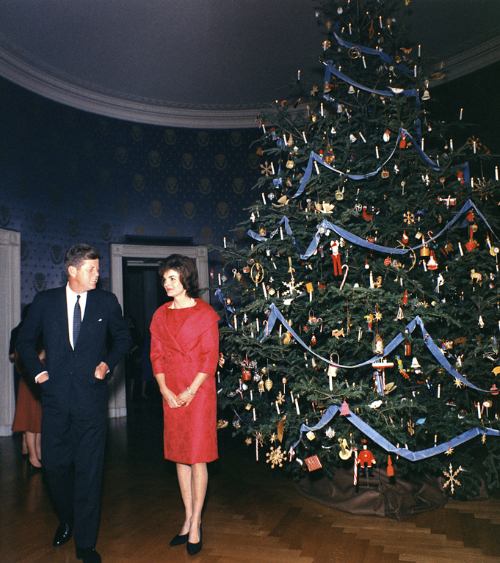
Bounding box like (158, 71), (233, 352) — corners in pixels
(56, 287), (72, 349)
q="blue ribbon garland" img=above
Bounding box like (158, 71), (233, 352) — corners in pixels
(290, 404), (500, 461)
(215, 289), (236, 330)
(333, 31), (416, 75)
(299, 198), (492, 260)
(291, 127), (440, 200)
(324, 61), (418, 100)
(247, 199), (499, 262)
(262, 303), (496, 394)
(247, 215), (304, 255)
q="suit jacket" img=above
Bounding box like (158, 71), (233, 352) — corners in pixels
(16, 286), (131, 416)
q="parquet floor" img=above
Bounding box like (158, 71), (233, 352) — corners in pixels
(1, 397), (500, 563)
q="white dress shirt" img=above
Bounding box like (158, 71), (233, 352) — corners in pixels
(35, 284), (89, 382)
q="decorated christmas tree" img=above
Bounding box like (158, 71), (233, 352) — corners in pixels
(214, 0), (500, 503)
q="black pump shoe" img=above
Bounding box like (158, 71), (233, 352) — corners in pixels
(170, 532), (189, 546)
(187, 527), (202, 556)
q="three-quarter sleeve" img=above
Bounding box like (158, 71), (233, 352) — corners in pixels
(197, 320), (219, 375)
(150, 331), (166, 376)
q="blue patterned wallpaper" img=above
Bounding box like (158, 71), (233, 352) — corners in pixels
(0, 78), (261, 307)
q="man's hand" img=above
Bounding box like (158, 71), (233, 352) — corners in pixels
(37, 372), (49, 384)
(94, 362), (109, 380)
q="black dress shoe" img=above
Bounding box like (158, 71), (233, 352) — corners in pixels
(169, 532), (189, 546)
(53, 523), (73, 547)
(76, 546), (101, 563)
(187, 527), (202, 556)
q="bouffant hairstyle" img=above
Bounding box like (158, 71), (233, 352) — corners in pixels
(64, 244), (101, 274)
(158, 254), (200, 298)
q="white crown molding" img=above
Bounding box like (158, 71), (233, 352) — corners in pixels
(1, 34), (499, 128)
(0, 45), (263, 129)
(432, 36), (500, 84)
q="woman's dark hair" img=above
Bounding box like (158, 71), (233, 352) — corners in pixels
(64, 244), (101, 274)
(158, 254), (200, 298)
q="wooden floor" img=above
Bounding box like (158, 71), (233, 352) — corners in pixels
(2, 397), (500, 563)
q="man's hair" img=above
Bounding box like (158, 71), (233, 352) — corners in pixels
(64, 244), (101, 274)
(158, 254), (200, 298)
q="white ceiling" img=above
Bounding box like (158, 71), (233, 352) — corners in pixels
(0, 0), (499, 128)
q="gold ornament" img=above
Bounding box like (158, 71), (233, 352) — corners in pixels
(348, 46), (361, 59)
(443, 464), (463, 494)
(260, 161), (273, 177)
(266, 446), (286, 468)
(338, 438), (351, 460)
(277, 419), (285, 443)
(404, 211), (415, 224)
(250, 262), (264, 283)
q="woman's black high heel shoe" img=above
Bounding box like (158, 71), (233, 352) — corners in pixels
(187, 526), (202, 556)
(28, 460), (43, 474)
(169, 532), (188, 547)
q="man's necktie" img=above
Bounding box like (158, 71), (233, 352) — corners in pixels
(73, 295), (82, 346)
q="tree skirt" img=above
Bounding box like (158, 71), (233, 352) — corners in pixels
(295, 467), (450, 521)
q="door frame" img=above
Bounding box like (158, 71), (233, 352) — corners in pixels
(109, 244), (209, 418)
(0, 229), (21, 436)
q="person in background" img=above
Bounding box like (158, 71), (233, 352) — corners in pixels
(9, 305), (31, 457)
(16, 244), (131, 563)
(150, 255), (219, 556)
(11, 338), (44, 471)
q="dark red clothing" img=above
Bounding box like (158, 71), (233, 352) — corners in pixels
(12, 350), (42, 433)
(150, 299), (219, 464)
(12, 376), (42, 433)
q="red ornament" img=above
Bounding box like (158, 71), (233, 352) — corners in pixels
(362, 206), (374, 221)
(305, 455), (322, 471)
(340, 400), (351, 416)
(357, 440), (376, 476)
(465, 227), (477, 251)
(387, 455), (394, 476)
(427, 251), (438, 270)
(387, 455), (396, 483)
(241, 355), (252, 381)
(358, 445), (376, 468)
(330, 241), (342, 276)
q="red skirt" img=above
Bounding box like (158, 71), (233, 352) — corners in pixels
(12, 377), (42, 433)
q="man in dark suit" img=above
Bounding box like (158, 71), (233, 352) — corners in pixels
(16, 244), (131, 563)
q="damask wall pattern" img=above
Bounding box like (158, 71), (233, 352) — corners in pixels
(0, 78), (261, 307)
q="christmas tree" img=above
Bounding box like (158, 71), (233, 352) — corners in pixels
(214, 0), (500, 501)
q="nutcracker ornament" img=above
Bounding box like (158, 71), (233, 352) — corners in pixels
(357, 440), (376, 477)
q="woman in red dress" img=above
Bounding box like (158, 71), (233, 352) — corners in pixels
(12, 347), (43, 471)
(150, 255), (219, 556)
